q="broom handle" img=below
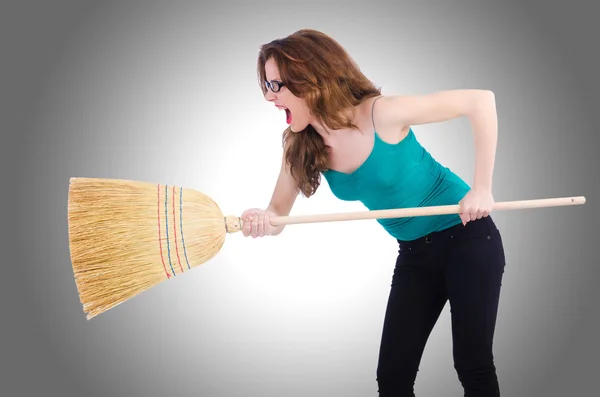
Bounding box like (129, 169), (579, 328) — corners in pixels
(267, 196), (586, 226)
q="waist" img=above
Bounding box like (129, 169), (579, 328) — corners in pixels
(380, 213), (464, 241)
(397, 215), (500, 247)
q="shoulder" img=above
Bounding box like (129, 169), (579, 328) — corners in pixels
(371, 95), (407, 124)
(369, 95), (411, 143)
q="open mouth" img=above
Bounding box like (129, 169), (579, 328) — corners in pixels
(277, 105), (292, 124)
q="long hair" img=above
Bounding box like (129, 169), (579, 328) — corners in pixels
(257, 29), (381, 197)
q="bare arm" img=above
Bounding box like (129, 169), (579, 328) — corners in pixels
(265, 140), (299, 235)
(241, 138), (299, 238)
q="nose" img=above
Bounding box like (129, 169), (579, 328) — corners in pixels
(264, 89), (276, 101)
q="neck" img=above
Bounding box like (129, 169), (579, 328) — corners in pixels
(309, 105), (359, 141)
(309, 119), (332, 138)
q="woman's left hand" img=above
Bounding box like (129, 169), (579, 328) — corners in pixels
(458, 188), (494, 226)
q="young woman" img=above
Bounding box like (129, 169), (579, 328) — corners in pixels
(242, 29), (506, 397)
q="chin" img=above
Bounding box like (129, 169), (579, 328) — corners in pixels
(290, 120), (309, 133)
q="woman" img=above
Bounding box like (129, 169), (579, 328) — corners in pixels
(242, 29), (506, 397)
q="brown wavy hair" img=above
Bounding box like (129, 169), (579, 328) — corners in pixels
(257, 29), (381, 197)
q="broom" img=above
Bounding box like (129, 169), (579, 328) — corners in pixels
(67, 177), (586, 319)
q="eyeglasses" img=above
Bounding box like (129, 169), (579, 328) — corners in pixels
(264, 79), (285, 93)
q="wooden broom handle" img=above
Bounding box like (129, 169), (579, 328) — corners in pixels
(267, 196), (586, 226)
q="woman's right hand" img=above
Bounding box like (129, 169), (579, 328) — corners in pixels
(240, 208), (281, 238)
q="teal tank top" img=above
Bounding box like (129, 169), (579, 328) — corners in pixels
(322, 127), (471, 241)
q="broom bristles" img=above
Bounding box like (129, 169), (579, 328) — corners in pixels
(67, 177), (229, 319)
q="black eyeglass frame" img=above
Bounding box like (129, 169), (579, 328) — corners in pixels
(264, 79), (285, 93)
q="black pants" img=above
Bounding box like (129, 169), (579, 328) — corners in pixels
(376, 216), (506, 396)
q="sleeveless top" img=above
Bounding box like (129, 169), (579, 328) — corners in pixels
(322, 96), (470, 241)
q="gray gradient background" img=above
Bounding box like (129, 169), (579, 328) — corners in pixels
(3, 1), (599, 396)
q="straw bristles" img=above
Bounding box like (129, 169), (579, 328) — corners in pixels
(68, 177), (228, 319)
